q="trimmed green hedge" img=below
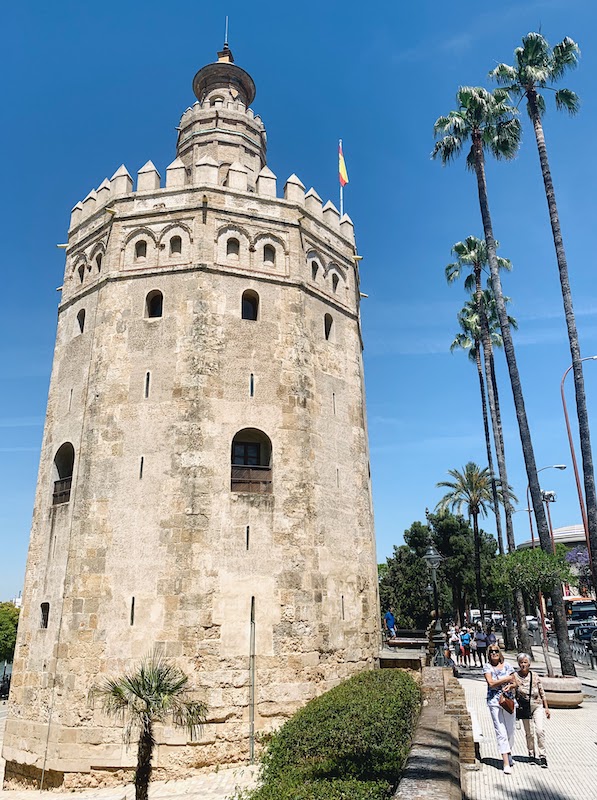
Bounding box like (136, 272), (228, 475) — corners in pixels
(240, 668), (421, 800)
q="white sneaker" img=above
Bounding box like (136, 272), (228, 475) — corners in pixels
(503, 765), (512, 774)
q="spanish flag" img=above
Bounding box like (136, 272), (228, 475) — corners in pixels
(338, 140), (349, 187)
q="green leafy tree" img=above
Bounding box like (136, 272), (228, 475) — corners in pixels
(91, 652), (207, 800)
(379, 540), (431, 629)
(432, 86), (576, 676)
(491, 35), (597, 593)
(497, 548), (573, 598)
(0, 602), (19, 664)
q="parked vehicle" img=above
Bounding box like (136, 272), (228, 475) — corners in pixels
(525, 615), (539, 631)
(573, 624), (597, 644)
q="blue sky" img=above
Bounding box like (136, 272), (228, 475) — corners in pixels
(2, 0), (597, 599)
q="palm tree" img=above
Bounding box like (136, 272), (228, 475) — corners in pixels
(447, 240), (531, 653)
(451, 297), (504, 556)
(91, 652), (207, 800)
(436, 462), (512, 621)
(432, 86), (576, 675)
(446, 238), (514, 552)
(491, 33), (597, 593)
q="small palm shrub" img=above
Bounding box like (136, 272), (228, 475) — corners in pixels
(240, 668), (420, 800)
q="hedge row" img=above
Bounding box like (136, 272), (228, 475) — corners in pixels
(238, 668), (421, 800)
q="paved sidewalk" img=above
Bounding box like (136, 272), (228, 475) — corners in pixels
(460, 647), (597, 800)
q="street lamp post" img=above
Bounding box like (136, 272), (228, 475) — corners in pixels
(526, 465), (566, 548)
(423, 539), (445, 666)
(561, 356), (597, 581)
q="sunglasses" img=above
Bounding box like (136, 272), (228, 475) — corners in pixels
(488, 650), (500, 654)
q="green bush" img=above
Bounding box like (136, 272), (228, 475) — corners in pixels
(244, 669), (421, 800)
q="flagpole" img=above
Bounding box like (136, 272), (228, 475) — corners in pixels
(339, 139), (343, 216)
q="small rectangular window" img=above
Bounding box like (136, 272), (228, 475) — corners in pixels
(233, 442), (260, 465)
(336, 468), (340, 488)
(341, 595), (345, 621)
(40, 602), (50, 629)
(68, 388), (73, 412)
(250, 373), (254, 397)
(144, 372), (150, 399)
(332, 392), (336, 415)
(139, 457), (144, 479)
(130, 597), (135, 626)
(246, 525), (250, 550)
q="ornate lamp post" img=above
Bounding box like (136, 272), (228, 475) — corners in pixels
(423, 539), (445, 666)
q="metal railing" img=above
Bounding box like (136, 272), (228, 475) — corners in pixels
(547, 633), (596, 669)
(231, 464), (272, 494)
(52, 477), (72, 505)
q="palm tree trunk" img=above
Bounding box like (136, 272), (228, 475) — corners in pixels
(135, 721), (154, 800)
(475, 274), (531, 652)
(528, 90), (597, 592)
(487, 351), (532, 654)
(471, 132), (576, 676)
(474, 344), (505, 555)
(472, 512), (483, 622)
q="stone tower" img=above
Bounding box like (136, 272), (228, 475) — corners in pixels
(3, 46), (379, 788)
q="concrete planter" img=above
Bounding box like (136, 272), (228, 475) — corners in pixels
(541, 675), (583, 708)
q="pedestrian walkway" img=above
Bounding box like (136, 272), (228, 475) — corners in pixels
(460, 647), (597, 800)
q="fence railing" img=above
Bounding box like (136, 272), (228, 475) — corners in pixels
(548, 633), (596, 669)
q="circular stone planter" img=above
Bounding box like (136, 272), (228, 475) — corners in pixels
(540, 675), (584, 708)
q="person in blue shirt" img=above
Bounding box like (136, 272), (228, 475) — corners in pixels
(384, 607), (396, 639)
(460, 627), (472, 668)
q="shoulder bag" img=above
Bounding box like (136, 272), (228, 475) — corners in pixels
(516, 672), (533, 720)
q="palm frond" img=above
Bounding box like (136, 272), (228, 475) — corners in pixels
(431, 135), (464, 164)
(490, 117), (521, 160)
(555, 88), (580, 115)
(489, 63), (518, 88)
(550, 37), (580, 81)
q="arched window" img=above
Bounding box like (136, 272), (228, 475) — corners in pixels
(78, 264), (85, 284)
(210, 96), (224, 108)
(135, 240), (147, 260)
(332, 274), (339, 293)
(311, 261), (319, 281)
(40, 603), (50, 629)
(263, 244), (276, 266)
(324, 313), (334, 341)
(145, 290), (163, 319)
(169, 236), (182, 256)
(52, 442), (75, 505)
(96, 253), (103, 272)
(231, 428), (272, 494)
(77, 309), (86, 334)
(227, 237), (240, 258)
(242, 290), (259, 321)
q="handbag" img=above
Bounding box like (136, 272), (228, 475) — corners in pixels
(516, 673), (533, 720)
(499, 693), (515, 714)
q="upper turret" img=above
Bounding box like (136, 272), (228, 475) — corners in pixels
(176, 45), (266, 188)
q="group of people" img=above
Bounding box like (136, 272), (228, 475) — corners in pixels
(382, 609), (550, 775)
(447, 622), (495, 667)
(484, 647), (550, 773)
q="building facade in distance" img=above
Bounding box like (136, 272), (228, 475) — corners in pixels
(3, 46), (379, 787)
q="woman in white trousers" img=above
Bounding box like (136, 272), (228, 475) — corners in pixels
(483, 645), (517, 773)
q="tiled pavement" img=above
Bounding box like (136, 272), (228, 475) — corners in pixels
(460, 647), (597, 800)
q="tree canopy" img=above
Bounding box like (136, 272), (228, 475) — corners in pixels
(0, 602), (19, 664)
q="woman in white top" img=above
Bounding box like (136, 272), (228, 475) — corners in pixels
(483, 645), (517, 773)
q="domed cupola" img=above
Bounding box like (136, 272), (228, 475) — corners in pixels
(192, 44), (256, 107)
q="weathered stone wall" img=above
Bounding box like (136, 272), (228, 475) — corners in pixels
(3, 54), (379, 788)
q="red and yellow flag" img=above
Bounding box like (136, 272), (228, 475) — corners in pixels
(338, 141), (349, 187)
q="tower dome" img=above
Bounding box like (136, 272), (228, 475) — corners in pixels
(192, 44), (256, 107)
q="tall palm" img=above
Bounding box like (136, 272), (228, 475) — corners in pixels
(433, 86), (576, 675)
(446, 238), (514, 552)
(451, 296), (505, 555)
(447, 239), (531, 653)
(491, 33), (597, 592)
(92, 652), (207, 800)
(436, 462), (511, 621)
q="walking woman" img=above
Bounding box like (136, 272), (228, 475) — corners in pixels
(483, 645), (517, 773)
(515, 653), (551, 768)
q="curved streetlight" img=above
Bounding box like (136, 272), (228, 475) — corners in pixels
(560, 355), (597, 574)
(526, 465), (567, 548)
